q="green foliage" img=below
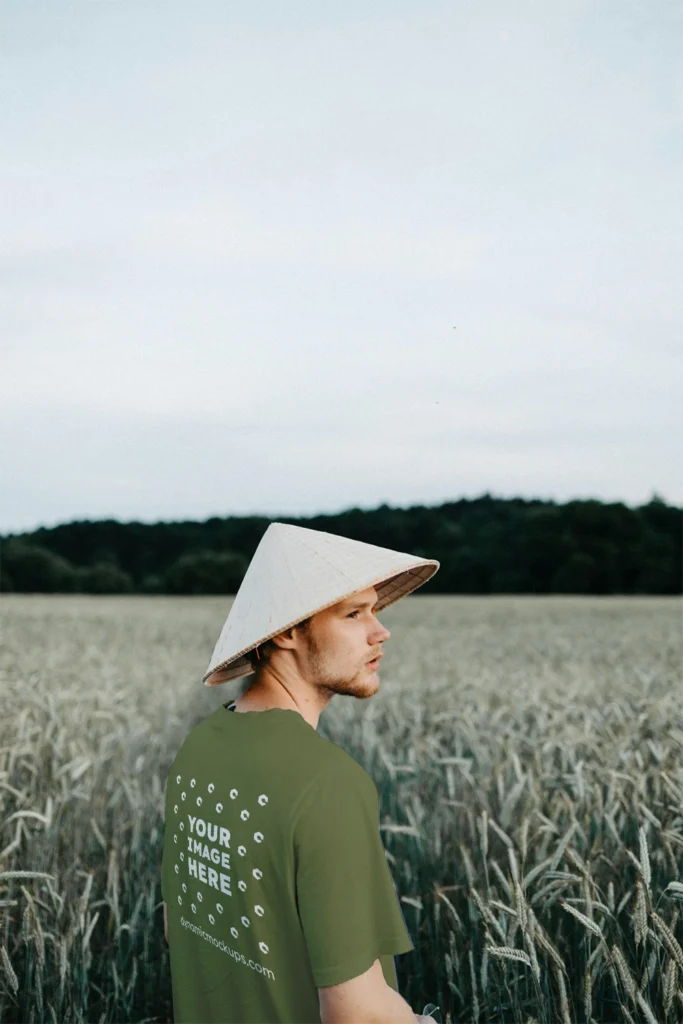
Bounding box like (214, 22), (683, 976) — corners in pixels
(0, 538), (81, 593)
(1, 496), (680, 595)
(77, 561), (134, 594)
(550, 551), (596, 593)
(139, 572), (166, 594)
(0, 564), (14, 591)
(164, 549), (248, 595)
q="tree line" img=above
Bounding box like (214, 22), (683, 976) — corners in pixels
(0, 493), (680, 595)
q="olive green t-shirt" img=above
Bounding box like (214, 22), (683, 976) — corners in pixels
(161, 700), (414, 1023)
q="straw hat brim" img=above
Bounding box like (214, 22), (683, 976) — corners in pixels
(203, 559), (438, 686)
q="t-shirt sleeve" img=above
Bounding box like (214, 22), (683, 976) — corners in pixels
(293, 766), (414, 988)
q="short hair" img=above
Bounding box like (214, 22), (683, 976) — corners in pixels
(243, 615), (313, 670)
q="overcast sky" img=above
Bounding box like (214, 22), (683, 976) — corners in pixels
(1, 0), (681, 535)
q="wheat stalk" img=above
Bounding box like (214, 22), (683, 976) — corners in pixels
(662, 956), (677, 1017)
(638, 826), (651, 891)
(468, 948), (480, 1023)
(508, 845), (520, 885)
(58, 935), (68, 987)
(480, 945), (489, 994)
(0, 945), (18, 995)
(534, 927), (567, 975)
(515, 881), (528, 933)
(583, 966), (592, 1022)
(632, 879), (648, 946)
(611, 944), (638, 1004)
(488, 818), (514, 850)
(523, 929), (541, 984)
(651, 911), (683, 969)
(553, 962), (571, 1024)
(559, 899), (603, 937)
(486, 945), (533, 967)
(519, 816), (530, 864)
(635, 990), (659, 1024)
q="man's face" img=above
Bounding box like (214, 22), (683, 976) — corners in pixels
(294, 585), (391, 701)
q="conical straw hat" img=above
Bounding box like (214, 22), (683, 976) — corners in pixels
(203, 521), (439, 686)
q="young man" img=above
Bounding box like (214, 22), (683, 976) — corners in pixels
(161, 522), (439, 1023)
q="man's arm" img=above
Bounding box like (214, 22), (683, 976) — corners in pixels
(164, 900), (168, 943)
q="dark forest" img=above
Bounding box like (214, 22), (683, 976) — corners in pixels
(1, 493), (680, 595)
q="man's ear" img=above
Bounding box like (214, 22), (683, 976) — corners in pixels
(269, 627), (296, 651)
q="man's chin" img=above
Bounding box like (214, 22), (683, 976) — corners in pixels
(351, 672), (380, 699)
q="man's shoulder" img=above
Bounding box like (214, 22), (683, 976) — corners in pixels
(302, 741), (378, 809)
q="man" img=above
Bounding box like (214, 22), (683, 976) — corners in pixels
(161, 522), (439, 1023)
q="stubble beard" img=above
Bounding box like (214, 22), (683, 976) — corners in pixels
(307, 636), (378, 702)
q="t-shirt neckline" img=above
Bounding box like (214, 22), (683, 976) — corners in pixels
(220, 700), (315, 728)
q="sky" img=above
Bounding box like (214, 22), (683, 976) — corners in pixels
(1, 0), (681, 535)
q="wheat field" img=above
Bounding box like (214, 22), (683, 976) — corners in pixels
(1, 593), (681, 1024)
